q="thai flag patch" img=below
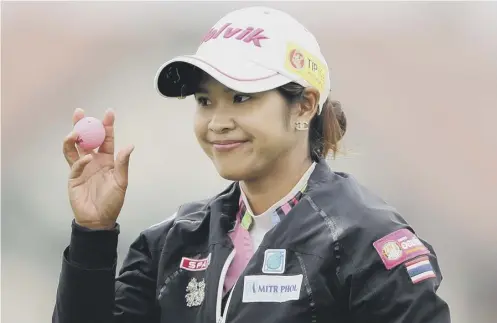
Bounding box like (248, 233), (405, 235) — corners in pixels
(405, 256), (436, 284)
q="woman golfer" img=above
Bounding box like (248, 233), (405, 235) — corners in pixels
(54, 6), (450, 323)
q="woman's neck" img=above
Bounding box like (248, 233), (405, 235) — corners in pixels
(240, 156), (313, 215)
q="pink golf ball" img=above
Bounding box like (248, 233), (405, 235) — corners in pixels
(73, 117), (106, 150)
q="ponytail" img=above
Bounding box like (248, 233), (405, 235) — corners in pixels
(310, 98), (347, 161)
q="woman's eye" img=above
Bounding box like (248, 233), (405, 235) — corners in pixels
(233, 94), (251, 104)
(196, 97), (211, 106)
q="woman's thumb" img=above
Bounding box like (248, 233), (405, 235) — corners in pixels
(114, 144), (135, 189)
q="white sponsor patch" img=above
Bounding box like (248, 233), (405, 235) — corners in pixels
(242, 275), (303, 303)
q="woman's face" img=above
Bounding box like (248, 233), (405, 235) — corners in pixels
(193, 77), (300, 181)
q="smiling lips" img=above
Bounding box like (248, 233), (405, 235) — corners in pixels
(211, 140), (248, 152)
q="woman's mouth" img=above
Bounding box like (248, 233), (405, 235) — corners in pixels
(211, 140), (248, 152)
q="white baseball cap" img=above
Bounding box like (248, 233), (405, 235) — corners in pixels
(155, 6), (331, 113)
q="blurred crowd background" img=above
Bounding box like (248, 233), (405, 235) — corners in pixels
(2, 2), (497, 322)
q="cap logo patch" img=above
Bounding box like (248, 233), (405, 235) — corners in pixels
(284, 42), (326, 92)
(289, 49), (305, 70)
(202, 23), (269, 47)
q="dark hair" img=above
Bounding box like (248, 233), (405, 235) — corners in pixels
(277, 83), (347, 162)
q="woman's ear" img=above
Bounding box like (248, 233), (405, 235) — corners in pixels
(298, 87), (320, 120)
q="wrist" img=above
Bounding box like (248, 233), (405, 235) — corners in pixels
(75, 219), (116, 230)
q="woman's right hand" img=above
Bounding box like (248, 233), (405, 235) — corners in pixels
(63, 108), (134, 229)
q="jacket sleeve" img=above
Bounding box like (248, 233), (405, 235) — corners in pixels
(52, 221), (162, 323)
(345, 227), (451, 323)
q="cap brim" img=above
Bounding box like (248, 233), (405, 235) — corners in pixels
(155, 55), (292, 98)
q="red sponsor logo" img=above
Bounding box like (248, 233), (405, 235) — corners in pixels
(289, 49), (305, 69)
(180, 254), (211, 271)
(202, 23), (269, 47)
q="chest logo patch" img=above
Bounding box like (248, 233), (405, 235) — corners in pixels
(185, 277), (205, 307)
(262, 249), (286, 274)
(180, 254), (211, 271)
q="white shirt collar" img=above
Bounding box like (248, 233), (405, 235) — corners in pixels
(240, 162), (317, 218)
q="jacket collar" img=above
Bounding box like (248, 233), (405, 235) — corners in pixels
(208, 159), (333, 236)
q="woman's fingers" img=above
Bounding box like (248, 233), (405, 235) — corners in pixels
(64, 108), (89, 166)
(72, 108), (85, 125)
(113, 144), (135, 190)
(69, 154), (93, 180)
(98, 109), (115, 155)
(63, 131), (81, 167)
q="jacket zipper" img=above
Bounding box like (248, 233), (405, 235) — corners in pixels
(216, 249), (236, 323)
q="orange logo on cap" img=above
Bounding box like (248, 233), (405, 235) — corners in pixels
(289, 49), (305, 70)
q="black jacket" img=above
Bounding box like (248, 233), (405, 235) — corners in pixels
(53, 161), (450, 323)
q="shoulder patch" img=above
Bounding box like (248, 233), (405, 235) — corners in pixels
(405, 256), (436, 284)
(373, 228), (430, 270)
